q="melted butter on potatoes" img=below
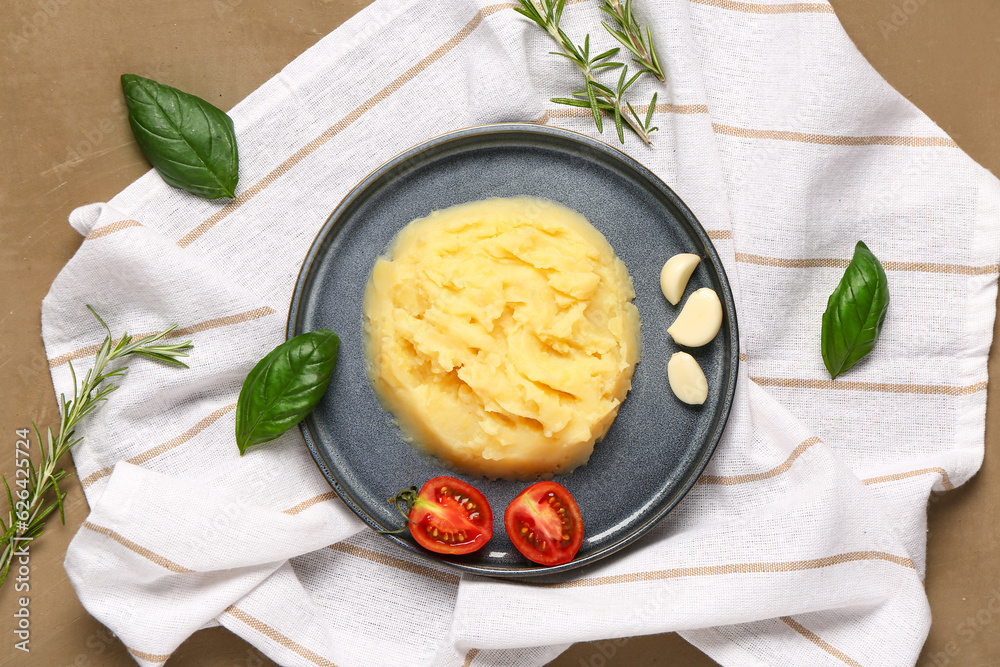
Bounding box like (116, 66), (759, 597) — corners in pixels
(363, 197), (641, 480)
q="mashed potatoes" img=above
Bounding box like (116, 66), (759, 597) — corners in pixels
(363, 197), (640, 479)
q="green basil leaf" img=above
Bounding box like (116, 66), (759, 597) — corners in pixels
(121, 74), (239, 200)
(235, 330), (339, 455)
(821, 241), (890, 378)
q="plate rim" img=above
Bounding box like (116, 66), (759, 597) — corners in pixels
(287, 122), (740, 578)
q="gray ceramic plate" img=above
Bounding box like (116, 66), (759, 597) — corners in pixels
(288, 124), (738, 578)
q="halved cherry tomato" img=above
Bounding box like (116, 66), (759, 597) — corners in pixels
(504, 481), (583, 566)
(388, 476), (492, 555)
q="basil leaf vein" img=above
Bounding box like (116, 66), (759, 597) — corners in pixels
(121, 74), (239, 200)
(235, 330), (340, 455)
(821, 241), (890, 379)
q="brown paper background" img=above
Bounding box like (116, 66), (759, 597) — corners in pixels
(1, 1), (997, 665)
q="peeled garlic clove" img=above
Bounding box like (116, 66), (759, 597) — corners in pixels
(667, 287), (722, 347)
(668, 352), (708, 405)
(660, 253), (701, 305)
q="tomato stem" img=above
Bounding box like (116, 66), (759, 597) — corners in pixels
(377, 485), (420, 534)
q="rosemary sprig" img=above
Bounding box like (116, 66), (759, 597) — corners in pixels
(0, 307), (192, 589)
(599, 0), (665, 83)
(514, 0), (658, 144)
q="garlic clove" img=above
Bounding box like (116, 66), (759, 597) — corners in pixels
(667, 287), (723, 347)
(667, 352), (709, 405)
(660, 253), (701, 305)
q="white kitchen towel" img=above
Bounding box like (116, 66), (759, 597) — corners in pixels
(43, 0), (1000, 665)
